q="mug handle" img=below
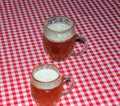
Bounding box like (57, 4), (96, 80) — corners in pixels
(73, 34), (88, 56)
(62, 76), (74, 96)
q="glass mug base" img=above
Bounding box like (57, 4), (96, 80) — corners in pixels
(31, 84), (61, 106)
(44, 48), (74, 61)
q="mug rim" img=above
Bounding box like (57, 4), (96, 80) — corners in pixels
(44, 16), (74, 33)
(31, 64), (61, 83)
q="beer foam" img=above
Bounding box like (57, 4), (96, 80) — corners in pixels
(44, 23), (74, 42)
(34, 68), (59, 82)
(31, 67), (61, 89)
(48, 23), (71, 32)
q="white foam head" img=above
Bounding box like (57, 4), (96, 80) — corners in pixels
(31, 65), (61, 89)
(44, 18), (75, 42)
(34, 68), (59, 82)
(48, 23), (71, 32)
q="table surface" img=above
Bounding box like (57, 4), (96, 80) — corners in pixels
(0, 0), (120, 106)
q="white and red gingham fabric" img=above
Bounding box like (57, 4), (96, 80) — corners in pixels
(0, 0), (120, 106)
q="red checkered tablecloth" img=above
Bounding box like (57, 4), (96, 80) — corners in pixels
(0, 0), (120, 106)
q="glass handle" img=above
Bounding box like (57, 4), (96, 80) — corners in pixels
(73, 34), (88, 56)
(62, 76), (74, 96)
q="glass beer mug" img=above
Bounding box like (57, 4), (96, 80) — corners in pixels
(43, 16), (88, 61)
(30, 64), (73, 106)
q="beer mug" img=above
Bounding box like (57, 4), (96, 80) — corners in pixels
(43, 16), (88, 61)
(30, 64), (73, 106)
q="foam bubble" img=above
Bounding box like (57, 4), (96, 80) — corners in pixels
(34, 68), (59, 82)
(44, 23), (75, 42)
(31, 66), (61, 89)
(48, 23), (71, 31)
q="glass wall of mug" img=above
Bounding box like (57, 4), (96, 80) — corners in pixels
(43, 16), (88, 61)
(30, 64), (73, 106)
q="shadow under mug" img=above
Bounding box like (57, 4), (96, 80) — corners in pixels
(30, 64), (73, 106)
(43, 16), (88, 61)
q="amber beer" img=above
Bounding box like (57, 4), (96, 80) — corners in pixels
(43, 16), (77, 61)
(43, 34), (77, 61)
(30, 64), (73, 106)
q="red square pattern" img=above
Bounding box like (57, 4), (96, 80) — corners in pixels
(0, 0), (119, 106)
